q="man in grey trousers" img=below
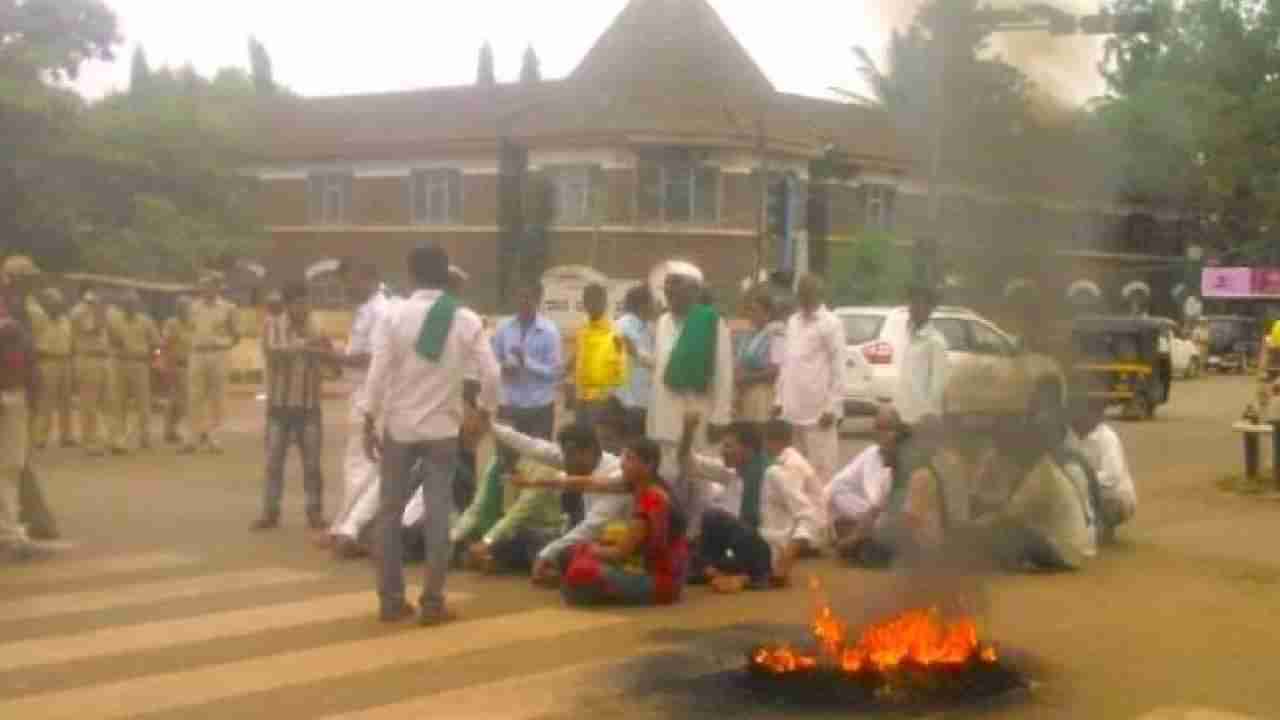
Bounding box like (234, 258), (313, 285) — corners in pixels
(359, 244), (500, 625)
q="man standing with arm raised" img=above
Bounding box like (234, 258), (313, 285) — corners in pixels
(360, 244), (500, 626)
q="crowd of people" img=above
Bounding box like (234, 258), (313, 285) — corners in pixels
(0, 244), (1139, 627)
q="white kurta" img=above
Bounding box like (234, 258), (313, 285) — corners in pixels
(647, 311), (735, 445)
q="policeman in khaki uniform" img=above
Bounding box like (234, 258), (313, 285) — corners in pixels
(27, 288), (74, 450)
(182, 274), (239, 454)
(109, 290), (161, 453)
(162, 297), (193, 445)
(70, 289), (115, 457)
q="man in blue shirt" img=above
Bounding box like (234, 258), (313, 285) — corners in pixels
(492, 279), (563, 441)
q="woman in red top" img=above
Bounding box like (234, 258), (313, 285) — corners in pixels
(562, 437), (689, 606)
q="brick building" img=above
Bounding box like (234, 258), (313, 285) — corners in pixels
(251, 0), (906, 310)
(251, 0), (1193, 315)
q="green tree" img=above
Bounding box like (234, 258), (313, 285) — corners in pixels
(1096, 0), (1280, 262)
(248, 35), (274, 95)
(477, 41), (496, 86)
(0, 0), (119, 269)
(520, 45), (541, 84)
(828, 230), (912, 305)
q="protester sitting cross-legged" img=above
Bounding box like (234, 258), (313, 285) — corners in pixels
(827, 405), (900, 563)
(956, 418), (1098, 572)
(486, 414), (630, 587)
(1070, 394), (1135, 542)
(561, 437), (690, 606)
(450, 450), (564, 575)
(839, 409), (968, 568)
(682, 417), (819, 592)
(762, 417), (826, 552)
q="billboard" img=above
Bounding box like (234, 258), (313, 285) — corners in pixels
(1202, 267), (1280, 299)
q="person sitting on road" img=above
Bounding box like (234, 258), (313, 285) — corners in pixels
(827, 405), (900, 563)
(682, 418), (819, 592)
(960, 419), (1098, 572)
(450, 447), (564, 575)
(561, 437), (689, 606)
(328, 412), (481, 560)
(1071, 395), (1136, 542)
(488, 415), (629, 588)
(763, 417), (826, 550)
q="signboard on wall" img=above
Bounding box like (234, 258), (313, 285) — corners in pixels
(539, 265), (641, 335)
(1203, 267), (1280, 299)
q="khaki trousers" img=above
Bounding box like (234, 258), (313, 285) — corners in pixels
(188, 351), (227, 440)
(33, 358), (73, 448)
(165, 364), (188, 439)
(0, 391), (29, 547)
(76, 356), (115, 452)
(115, 359), (152, 449)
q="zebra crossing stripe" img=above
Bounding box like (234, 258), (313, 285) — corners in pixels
(321, 647), (677, 720)
(0, 587), (468, 673)
(4, 551), (198, 586)
(0, 607), (628, 720)
(0, 568), (323, 623)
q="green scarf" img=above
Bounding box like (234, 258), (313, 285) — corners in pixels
(663, 304), (719, 393)
(415, 293), (458, 361)
(740, 453), (774, 531)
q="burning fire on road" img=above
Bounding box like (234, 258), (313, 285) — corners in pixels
(745, 578), (1024, 707)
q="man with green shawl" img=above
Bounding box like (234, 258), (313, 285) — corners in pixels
(647, 261), (735, 541)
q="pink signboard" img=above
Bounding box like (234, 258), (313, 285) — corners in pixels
(1253, 268), (1280, 297)
(1203, 267), (1255, 298)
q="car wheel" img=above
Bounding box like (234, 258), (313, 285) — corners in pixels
(1126, 391), (1152, 421)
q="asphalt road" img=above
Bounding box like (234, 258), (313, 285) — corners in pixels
(1, 374), (1277, 720)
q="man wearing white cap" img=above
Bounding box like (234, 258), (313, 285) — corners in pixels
(648, 261), (734, 541)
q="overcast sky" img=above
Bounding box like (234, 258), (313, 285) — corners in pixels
(73, 1), (1107, 104)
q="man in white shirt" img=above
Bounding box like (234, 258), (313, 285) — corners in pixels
(773, 274), (846, 487)
(360, 244), (500, 626)
(328, 262), (388, 544)
(827, 406), (899, 560)
(965, 422), (1097, 571)
(487, 418), (629, 586)
(682, 419), (819, 591)
(648, 263), (734, 540)
(1071, 396), (1136, 539)
(896, 283), (948, 470)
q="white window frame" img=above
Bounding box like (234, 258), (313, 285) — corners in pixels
(865, 183), (895, 230)
(659, 164), (719, 224)
(307, 172), (351, 225)
(546, 165), (596, 226)
(410, 169), (461, 225)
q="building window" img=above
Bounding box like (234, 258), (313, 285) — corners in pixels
(545, 165), (602, 226)
(638, 152), (720, 225)
(410, 169), (462, 225)
(864, 184), (896, 230)
(307, 172), (352, 225)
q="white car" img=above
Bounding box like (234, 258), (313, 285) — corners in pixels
(835, 306), (1067, 420)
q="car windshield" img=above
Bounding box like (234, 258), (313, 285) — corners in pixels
(841, 314), (886, 345)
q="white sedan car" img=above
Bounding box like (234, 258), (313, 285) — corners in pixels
(836, 305), (1066, 421)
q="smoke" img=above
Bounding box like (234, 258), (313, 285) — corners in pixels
(867, 0), (1108, 104)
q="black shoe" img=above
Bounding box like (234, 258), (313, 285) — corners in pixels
(250, 515), (279, 532)
(379, 601), (416, 623)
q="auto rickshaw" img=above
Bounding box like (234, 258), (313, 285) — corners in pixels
(1070, 315), (1170, 420)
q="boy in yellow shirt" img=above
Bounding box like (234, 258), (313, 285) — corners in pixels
(574, 283), (625, 427)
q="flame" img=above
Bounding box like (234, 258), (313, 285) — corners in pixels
(752, 577), (998, 675)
